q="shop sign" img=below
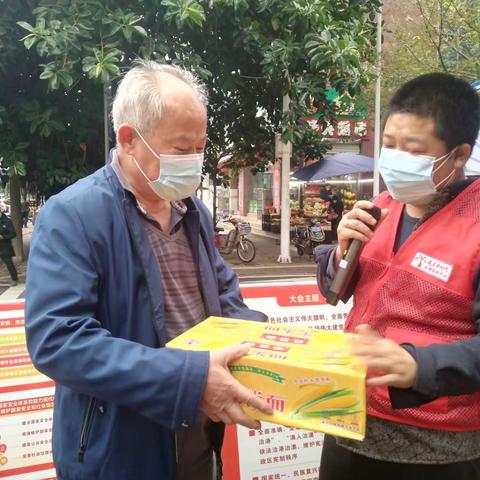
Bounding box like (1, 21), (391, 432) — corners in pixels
(304, 117), (370, 140)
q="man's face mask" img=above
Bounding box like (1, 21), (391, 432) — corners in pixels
(133, 129), (204, 202)
(378, 147), (457, 205)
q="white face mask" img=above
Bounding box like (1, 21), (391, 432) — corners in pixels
(133, 129), (204, 201)
(378, 147), (457, 205)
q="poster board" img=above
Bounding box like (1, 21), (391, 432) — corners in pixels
(0, 280), (352, 479)
(221, 280), (352, 480)
(0, 300), (56, 480)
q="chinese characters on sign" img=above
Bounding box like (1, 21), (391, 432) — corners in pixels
(0, 301), (56, 479)
(303, 117), (370, 140)
(241, 425), (322, 480)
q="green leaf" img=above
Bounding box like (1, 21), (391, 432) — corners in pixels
(103, 50), (120, 62)
(57, 71), (73, 88)
(122, 27), (132, 42)
(106, 23), (122, 37)
(134, 25), (148, 37)
(13, 162), (27, 177)
(24, 36), (37, 50)
(50, 75), (59, 90)
(16, 21), (35, 33)
(104, 62), (120, 75)
(39, 70), (54, 80)
(162, 0), (206, 28)
(305, 39), (321, 50)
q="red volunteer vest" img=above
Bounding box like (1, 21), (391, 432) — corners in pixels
(344, 180), (480, 431)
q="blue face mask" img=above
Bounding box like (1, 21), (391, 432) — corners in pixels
(133, 129), (204, 201)
(378, 147), (457, 205)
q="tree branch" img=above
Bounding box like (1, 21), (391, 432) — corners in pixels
(404, 43), (435, 69)
(451, 1), (480, 35)
(441, 39), (471, 61)
(415, 0), (448, 71)
(239, 74), (268, 80)
(436, 0), (449, 72)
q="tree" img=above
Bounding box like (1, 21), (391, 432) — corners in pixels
(20, 1), (379, 160)
(0, 0), (158, 260)
(16, 0), (380, 227)
(383, 0), (480, 98)
(0, 0), (45, 258)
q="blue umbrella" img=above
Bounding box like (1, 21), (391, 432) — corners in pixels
(292, 152), (373, 181)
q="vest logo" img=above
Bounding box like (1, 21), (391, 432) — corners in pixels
(410, 252), (453, 282)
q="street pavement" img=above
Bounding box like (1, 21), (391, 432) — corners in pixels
(0, 226), (322, 300)
(222, 232), (318, 282)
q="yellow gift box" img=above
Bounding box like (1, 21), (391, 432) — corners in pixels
(167, 317), (366, 441)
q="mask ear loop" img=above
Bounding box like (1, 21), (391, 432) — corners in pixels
(433, 148), (458, 189)
(132, 156), (153, 184)
(133, 128), (162, 184)
(134, 128), (162, 161)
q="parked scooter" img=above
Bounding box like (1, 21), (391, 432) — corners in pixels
(214, 217), (256, 263)
(292, 221), (325, 258)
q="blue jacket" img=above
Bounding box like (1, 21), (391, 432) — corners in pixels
(25, 164), (266, 480)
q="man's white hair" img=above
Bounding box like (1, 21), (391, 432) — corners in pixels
(112, 60), (208, 136)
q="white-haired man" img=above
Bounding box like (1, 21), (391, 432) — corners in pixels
(25, 60), (272, 480)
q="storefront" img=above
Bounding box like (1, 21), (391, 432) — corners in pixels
(214, 87), (372, 242)
(258, 174), (371, 243)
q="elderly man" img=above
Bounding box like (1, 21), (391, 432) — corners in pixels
(25, 60), (271, 480)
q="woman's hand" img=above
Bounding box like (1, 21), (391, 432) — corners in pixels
(335, 201), (388, 268)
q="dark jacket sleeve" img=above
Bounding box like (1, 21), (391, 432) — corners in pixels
(390, 265), (480, 409)
(25, 197), (209, 431)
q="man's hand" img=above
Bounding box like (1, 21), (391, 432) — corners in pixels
(200, 344), (273, 429)
(352, 324), (417, 389)
(335, 200), (388, 268)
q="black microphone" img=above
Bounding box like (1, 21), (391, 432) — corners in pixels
(326, 206), (382, 306)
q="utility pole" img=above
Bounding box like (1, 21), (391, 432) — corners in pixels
(277, 95), (292, 263)
(373, 6), (383, 196)
(104, 84), (110, 164)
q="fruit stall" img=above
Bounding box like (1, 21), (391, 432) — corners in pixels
(260, 178), (365, 244)
(289, 183), (358, 241)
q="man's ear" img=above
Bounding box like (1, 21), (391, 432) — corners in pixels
(117, 125), (138, 156)
(453, 143), (472, 169)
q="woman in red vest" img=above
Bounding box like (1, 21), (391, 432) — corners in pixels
(316, 73), (480, 480)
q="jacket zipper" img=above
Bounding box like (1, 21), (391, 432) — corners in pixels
(78, 397), (97, 462)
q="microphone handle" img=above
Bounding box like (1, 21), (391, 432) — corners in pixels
(326, 205), (382, 306)
(326, 240), (364, 306)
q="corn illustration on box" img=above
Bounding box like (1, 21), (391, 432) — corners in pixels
(167, 317), (366, 441)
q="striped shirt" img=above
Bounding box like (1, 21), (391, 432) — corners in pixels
(140, 214), (206, 342)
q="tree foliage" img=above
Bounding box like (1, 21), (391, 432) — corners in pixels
(383, 0), (479, 98)
(15, 0), (380, 188)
